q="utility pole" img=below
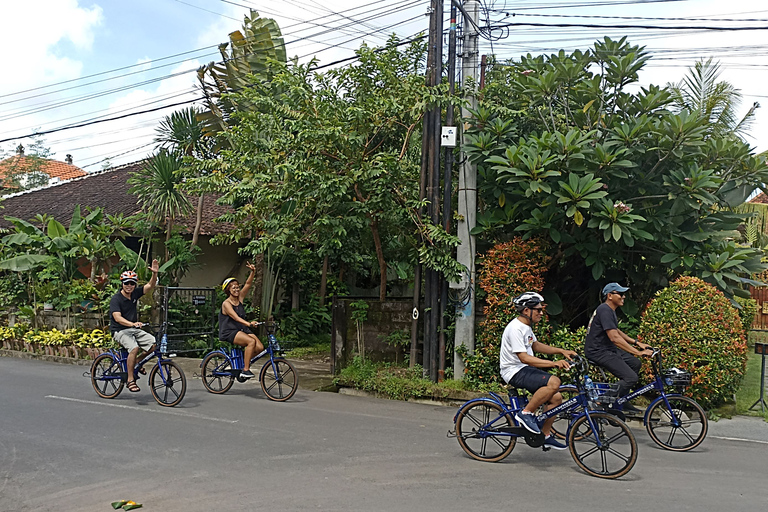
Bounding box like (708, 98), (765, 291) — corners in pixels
(452, 0), (479, 379)
(420, 0), (443, 380)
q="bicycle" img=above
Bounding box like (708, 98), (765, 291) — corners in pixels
(448, 355), (638, 479)
(200, 322), (298, 402)
(90, 324), (187, 407)
(552, 348), (708, 452)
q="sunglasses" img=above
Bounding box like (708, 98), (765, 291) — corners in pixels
(610, 292), (625, 297)
(531, 307), (545, 311)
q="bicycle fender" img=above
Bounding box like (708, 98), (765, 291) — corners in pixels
(452, 397), (507, 423)
(199, 349), (228, 367)
(642, 393), (685, 426)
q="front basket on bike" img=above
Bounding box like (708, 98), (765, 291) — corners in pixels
(591, 382), (620, 406)
(662, 368), (692, 390)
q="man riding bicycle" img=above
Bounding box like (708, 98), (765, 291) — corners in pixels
(500, 292), (577, 449)
(109, 260), (159, 393)
(584, 282), (653, 414)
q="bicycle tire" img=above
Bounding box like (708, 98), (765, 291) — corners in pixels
(91, 353), (124, 399)
(646, 395), (708, 451)
(568, 411), (637, 479)
(201, 352), (234, 394)
(455, 401), (516, 462)
(149, 360), (187, 407)
(550, 385), (581, 440)
(259, 358), (298, 402)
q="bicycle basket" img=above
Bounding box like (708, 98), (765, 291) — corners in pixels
(591, 382), (620, 406)
(663, 368), (691, 390)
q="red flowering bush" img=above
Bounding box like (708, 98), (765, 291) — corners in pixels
(637, 276), (747, 408)
(458, 238), (548, 388)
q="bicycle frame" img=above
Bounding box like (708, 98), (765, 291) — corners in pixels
(594, 349), (688, 426)
(100, 347), (176, 386)
(205, 333), (282, 377)
(454, 385), (608, 445)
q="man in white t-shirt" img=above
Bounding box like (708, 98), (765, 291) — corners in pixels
(500, 292), (577, 449)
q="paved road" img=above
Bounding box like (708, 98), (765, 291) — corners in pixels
(1, 358), (767, 512)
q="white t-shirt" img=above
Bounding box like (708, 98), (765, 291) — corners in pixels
(500, 317), (536, 383)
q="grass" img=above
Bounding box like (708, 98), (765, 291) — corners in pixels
(734, 347), (768, 419)
(285, 342), (330, 360)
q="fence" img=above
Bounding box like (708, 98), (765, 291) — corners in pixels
(161, 287), (217, 355)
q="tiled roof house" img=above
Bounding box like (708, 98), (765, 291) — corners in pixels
(0, 146), (87, 190)
(0, 160), (245, 287)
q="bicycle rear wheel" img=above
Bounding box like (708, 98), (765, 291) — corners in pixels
(455, 401), (516, 462)
(149, 360), (187, 407)
(259, 358), (298, 402)
(91, 353), (124, 399)
(568, 411), (637, 479)
(646, 395), (707, 451)
(201, 352), (234, 394)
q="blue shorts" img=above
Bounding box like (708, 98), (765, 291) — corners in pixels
(507, 366), (554, 393)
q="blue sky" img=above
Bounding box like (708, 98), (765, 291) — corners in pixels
(1, 0), (768, 170)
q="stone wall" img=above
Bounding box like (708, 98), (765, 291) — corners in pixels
(331, 298), (414, 374)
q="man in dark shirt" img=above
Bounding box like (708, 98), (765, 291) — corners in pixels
(584, 282), (653, 412)
(109, 260), (159, 392)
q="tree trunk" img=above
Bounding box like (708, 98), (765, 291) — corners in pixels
(191, 194), (204, 248)
(319, 255), (329, 307)
(165, 216), (174, 260)
(368, 215), (387, 301)
(292, 282), (299, 310)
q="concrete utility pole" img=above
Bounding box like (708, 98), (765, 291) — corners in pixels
(452, 0), (479, 379)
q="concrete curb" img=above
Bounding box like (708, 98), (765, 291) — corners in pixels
(337, 386), (476, 407)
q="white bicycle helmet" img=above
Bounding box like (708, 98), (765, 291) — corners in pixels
(513, 292), (545, 312)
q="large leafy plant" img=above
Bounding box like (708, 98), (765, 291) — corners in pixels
(638, 276), (747, 408)
(467, 37), (768, 324)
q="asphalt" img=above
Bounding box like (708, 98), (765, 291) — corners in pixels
(2, 348), (768, 442)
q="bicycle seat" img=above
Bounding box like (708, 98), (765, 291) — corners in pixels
(501, 383), (527, 397)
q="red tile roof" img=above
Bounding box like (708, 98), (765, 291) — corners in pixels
(0, 155), (86, 184)
(749, 192), (768, 204)
(0, 160), (233, 235)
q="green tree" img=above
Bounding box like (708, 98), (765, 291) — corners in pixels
(669, 58), (758, 138)
(127, 151), (192, 253)
(154, 106), (211, 248)
(467, 37), (768, 324)
(191, 37), (460, 304)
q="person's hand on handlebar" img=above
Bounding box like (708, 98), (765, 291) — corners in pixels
(639, 348), (654, 357)
(560, 348), (578, 361)
(636, 340), (652, 351)
(552, 359), (572, 370)
(249, 321), (262, 327)
(133, 321), (144, 328)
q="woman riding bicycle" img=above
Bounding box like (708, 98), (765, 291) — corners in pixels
(219, 261), (263, 379)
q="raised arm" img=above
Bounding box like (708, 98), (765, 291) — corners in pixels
(239, 261), (257, 297)
(143, 259), (159, 295)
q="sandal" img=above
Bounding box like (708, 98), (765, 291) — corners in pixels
(127, 381), (140, 393)
(137, 367), (146, 375)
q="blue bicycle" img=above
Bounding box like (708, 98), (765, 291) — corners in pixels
(552, 348), (708, 452)
(90, 324), (187, 407)
(200, 323), (298, 402)
(450, 355), (638, 479)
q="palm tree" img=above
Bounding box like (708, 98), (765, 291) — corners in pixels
(154, 106), (209, 247)
(128, 151), (192, 255)
(669, 58), (759, 138)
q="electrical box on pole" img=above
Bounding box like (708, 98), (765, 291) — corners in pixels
(441, 127), (457, 147)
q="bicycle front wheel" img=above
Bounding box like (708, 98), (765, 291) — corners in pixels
(91, 353), (124, 399)
(568, 411), (637, 479)
(646, 395), (708, 451)
(201, 352), (234, 394)
(455, 401), (516, 462)
(259, 358), (298, 402)
(149, 361), (187, 407)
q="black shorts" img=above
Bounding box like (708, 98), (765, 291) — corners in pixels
(220, 329), (248, 344)
(507, 366), (554, 393)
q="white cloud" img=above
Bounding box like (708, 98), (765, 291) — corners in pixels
(0, 0), (103, 94)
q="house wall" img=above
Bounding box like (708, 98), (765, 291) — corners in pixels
(176, 236), (246, 288)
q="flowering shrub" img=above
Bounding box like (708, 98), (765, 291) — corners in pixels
(638, 276), (747, 408)
(459, 237), (548, 388)
(1, 325), (113, 350)
(734, 296), (757, 333)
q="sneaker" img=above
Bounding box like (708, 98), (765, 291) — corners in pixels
(515, 412), (541, 434)
(543, 435), (568, 451)
(240, 370), (255, 379)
